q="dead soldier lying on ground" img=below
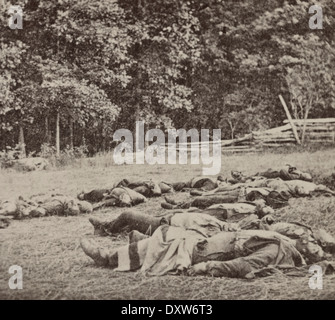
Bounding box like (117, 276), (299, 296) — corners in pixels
(0, 194), (93, 223)
(88, 200), (274, 237)
(78, 180), (174, 202)
(113, 179), (173, 197)
(80, 222), (335, 279)
(227, 164), (313, 184)
(89, 210), (235, 238)
(161, 186), (289, 210)
(78, 187), (147, 209)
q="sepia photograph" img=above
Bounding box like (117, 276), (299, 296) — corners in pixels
(0, 0), (335, 305)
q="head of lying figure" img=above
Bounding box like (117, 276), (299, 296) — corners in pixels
(253, 199), (275, 218)
(63, 199), (80, 216)
(265, 190), (290, 209)
(312, 229), (335, 255)
(217, 175), (226, 182)
(118, 192), (132, 207)
(284, 164), (312, 182)
(0, 215), (11, 228)
(231, 171), (243, 179)
(144, 180), (161, 197)
(228, 171), (248, 184)
(240, 214), (277, 231)
(286, 164), (297, 173)
(295, 234), (328, 264)
(77, 192), (85, 201)
(77, 201), (93, 213)
(0, 200), (18, 216)
(28, 207), (47, 218)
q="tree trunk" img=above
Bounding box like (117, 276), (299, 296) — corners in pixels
(0, 125), (4, 151)
(227, 120), (235, 140)
(82, 124), (85, 146)
(56, 111), (60, 157)
(18, 125), (26, 158)
(135, 101), (140, 147)
(101, 119), (106, 152)
(69, 117), (74, 149)
(45, 117), (51, 144)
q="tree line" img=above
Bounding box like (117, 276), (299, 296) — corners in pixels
(0, 0), (334, 156)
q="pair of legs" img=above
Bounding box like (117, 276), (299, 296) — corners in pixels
(89, 210), (166, 236)
(161, 190), (241, 210)
(189, 243), (283, 278)
(257, 165), (312, 182)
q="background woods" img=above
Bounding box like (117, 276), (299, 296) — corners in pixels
(0, 0), (334, 156)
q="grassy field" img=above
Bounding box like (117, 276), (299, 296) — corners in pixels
(1, 148), (335, 300)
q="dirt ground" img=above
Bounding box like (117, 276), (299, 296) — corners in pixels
(1, 149), (335, 300)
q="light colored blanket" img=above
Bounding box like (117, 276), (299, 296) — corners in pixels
(115, 225), (203, 275)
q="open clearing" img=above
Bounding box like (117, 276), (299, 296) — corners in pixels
(1, 148), (335, 300)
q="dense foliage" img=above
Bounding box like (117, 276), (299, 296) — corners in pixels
(0, 0), (334, 155)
